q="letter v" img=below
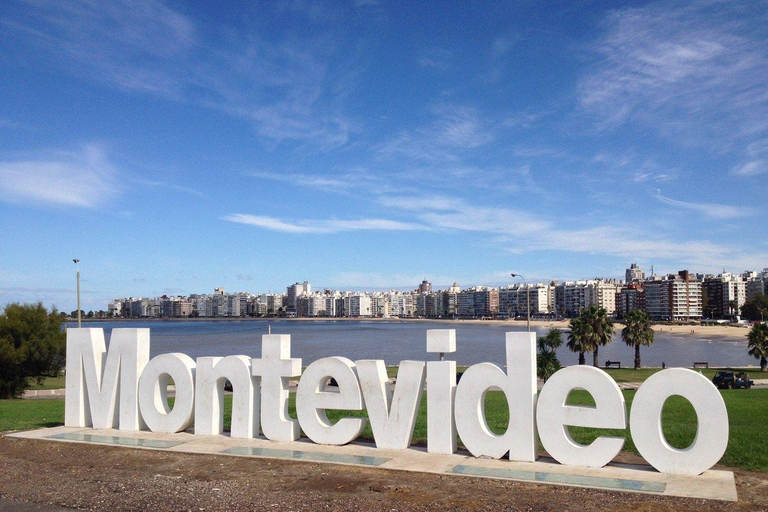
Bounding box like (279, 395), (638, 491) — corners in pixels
(355, 360), (425, 450)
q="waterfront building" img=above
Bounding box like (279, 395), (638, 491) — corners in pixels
(441, 282), (460, 317)
(266, 294), (283, 316)
(625, 263), (645, 283)
(555, 281), (591, 317)
(499, 283), (552, 318)
(344, 294), (372, 317)
(746, 269), (768, 300)
(585, 280), (619, 314)
(370, 294), (390, 318)
(616, 284), (646, 318)
(107, 300), (122, 317)
(644, 271), (702, 321)
(285, 282), (310, 314)
(457, 286), (498, 317)
(703, 274), (746, 319)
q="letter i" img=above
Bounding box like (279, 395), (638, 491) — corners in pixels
(426, 329), (457, 454)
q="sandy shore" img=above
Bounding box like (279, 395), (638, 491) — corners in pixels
(81, 316), (752, 338)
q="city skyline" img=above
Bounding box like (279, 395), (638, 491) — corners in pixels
(1, 1), (767, 312)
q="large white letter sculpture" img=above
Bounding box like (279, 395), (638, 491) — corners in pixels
(630, 368), (729, 475)
(454, 331), (537, 461)
(537, 365), (626, 467)
(252, 335), (302, 442)
(296, 357), (366, 445)
(63, 328), (730, 477)
(195, 355), (257, 438)
(426, 329), (457, 454)
(65, 328), (149, 430)
(138, 353), (196, 434)
(357, 359), (426, 449)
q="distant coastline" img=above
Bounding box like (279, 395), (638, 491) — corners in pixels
(70, 316), (750, 338)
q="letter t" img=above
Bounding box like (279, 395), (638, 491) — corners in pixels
(251, 334), (302, 441)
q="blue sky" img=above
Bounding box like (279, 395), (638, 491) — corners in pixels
(1, 0), (766, 312)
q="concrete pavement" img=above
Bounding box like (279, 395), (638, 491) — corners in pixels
(6, 426), (738, 502)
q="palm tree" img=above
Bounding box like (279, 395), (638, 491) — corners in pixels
(580, 304), (614, 367)
(567, 316), (588, 365)
(728, 299), (739, 320)
(621, 310), (654, 369)
(747, 323), (768, 371)
(537, 328), (564, 381)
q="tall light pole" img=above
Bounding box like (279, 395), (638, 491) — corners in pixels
(510, 273), (530, 332)
(73, 259), (81, 328)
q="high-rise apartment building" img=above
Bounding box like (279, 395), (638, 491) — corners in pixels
(625, 263), (645, 283)
(616, 284), (646, 317)
(644, 271), (702, 321)
(703, 273), (747, 318)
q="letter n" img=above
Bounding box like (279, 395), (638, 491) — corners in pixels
(64, 328), (150, 430)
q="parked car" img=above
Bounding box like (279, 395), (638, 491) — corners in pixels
(712, 371), (753, 389)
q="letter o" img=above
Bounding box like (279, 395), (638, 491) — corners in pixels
(138, 353), (196, 433)
(630, 368), (728, 475)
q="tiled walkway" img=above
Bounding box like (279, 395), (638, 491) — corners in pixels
(6, 427), (738, 502)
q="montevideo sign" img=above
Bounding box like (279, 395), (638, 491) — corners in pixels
(64, 328), (729, 476)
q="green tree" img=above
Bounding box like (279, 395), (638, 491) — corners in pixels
(728, 300), (739, 319)
(0, 303), (66, 399)
(537, 328), (563, 381)
(579, 304), (614, 367)
(567, 316), (589, 365)
(741, 294), (768, 322)
(747, 322), (768, 372)
(621, 310), (654, 369)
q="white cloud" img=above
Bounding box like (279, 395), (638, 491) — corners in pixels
(378, 194), (767, 269)
(580, 1), (768, 155)
(222, 214), (428, 234)
(6, 0), (354, 149)
(249, 171), (370, 193)
(0, 145), (119, 208)
(378, 104), (494, 163)
(732, 160), (765, 176)
(653, 190), (753, 219)
(223, 192), (766, 270)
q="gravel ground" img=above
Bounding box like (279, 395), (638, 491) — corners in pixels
(0, 436), (766, 511)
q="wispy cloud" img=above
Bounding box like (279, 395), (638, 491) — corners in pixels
(4, 0), (356, 149)
(377, 194), (766, 269)
(378, 104), (494, 163)
(653, 190), (753, 219)
(418, 48), (453, 70)
(731, 160), (765, 176)
(580, 1), (768, 156)
(133, 178), (207, 198)
(0, 144), (119, 208)
(248, 170), (390, 194)
(222, 214), (428, 234)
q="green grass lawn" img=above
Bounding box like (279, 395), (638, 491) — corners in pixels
(0, 399), (64, 431)
(603, 367), (765, 383)
(3, 387), (765, 472)
(24, 375), (67, 391)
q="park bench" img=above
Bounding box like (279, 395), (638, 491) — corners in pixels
(605, 361), (621, 369)
(693, 362), (709, 369)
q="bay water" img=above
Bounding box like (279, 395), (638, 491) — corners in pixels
(67, 320), (756, 369)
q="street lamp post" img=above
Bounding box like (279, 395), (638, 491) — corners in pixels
(510, 273), (530, 332)
(73, 259), (81, 328)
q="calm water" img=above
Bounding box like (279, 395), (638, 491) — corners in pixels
(66, 320), (756, 368)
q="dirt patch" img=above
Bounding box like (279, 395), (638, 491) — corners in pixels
(0, 436), (766, 511)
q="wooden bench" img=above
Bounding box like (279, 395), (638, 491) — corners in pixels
(605, 361), (621, 369)
(693, 362), (709, 369)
